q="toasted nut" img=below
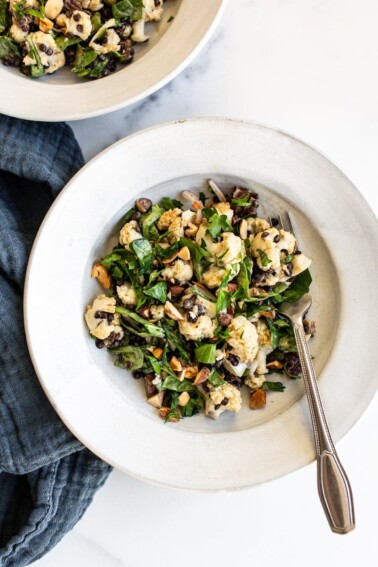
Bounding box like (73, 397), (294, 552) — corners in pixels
(178, 368), (186, 381)
(147, 392), (165, 409)
(152, 348), (163, 360)
(185, 223), (199, 237)
(91, 263), (112, 289)
(135, 198), (152, 213)
(194, 367), (210, 385)
(239, 219), (248, 240)
(192, 201), (203, 211)
(178, 246), (191, 261)
(249, 389), (267, 410)
(153, 259), (159, 266)
(226, 283), (238, 293)
(178, 392), (190, 407)
(138, 305), (150, 319)
(169, 285), (185, 298)
(181, 190), (200, 204)
(249, 287), (270, 298)
(157, 242), (169, 249)
(162, 251), (179, 264)
(267, 361), (284, 370)
(39, 17), (53, 32)
(164, 301), (184, 321)
(170, 356), (182, 372)
(159, 407), (180, 422)
(258, 310), (276, 319)
(184, 366), (198, 379)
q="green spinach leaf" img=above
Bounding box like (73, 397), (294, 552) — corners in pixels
(257, 249), (271, 267)
(0, 37), (21, 62)
(160, 375), (196, 393)
(115, 307), (165, 337)
(262, 381), (286, 392)
(130, 238), (154, 271)
(111, 346), (144, 370)
(160, 197), (183, 210)
(112, 0), (144, 23)
(195, 343), (216, 364)
(141, 204), (163, 240)
(144, 281), (167, 303)
(208, 368), (225, 387)
(281, 269), (312, 303)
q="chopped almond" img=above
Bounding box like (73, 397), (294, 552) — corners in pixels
(91, 263), (111, 289)
(250, 389), (267, 410)
(152, 348), (163, 360)
(164, 301), (184, 321)
(192, 201), (203, 211)
(159, 407), (180, 422)
(194, 367), (210, 385)
(162, 251), (179, 264)
(147, 392), (164, 409)
(170, 356), (182, 372)
(239, 219), (248, 240)
(258, 310), (276, 319)
(184, 366), (199, 379)
(178, 392), (190, 407)
(267, 361), (284, 370)
(178, 246), (191, 261)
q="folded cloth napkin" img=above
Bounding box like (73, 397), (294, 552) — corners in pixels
(0, 115), (112, 567)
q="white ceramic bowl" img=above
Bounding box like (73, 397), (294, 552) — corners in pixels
(0, 0), (225, 121)
(25, 118), (378, 491)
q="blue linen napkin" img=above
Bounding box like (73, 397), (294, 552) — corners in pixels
(0, 115), (112, 567)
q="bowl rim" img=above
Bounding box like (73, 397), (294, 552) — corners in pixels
(24, 117), (378, 491)
(0, 0), (226, 122)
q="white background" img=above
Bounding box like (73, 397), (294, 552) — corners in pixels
(34, 1), (378, 566)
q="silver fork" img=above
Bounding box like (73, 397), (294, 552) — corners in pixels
(275, 211), (355, 534)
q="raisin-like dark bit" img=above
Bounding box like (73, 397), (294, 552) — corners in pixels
(218, 312), (233, 327)
(183, 295), (196, 310)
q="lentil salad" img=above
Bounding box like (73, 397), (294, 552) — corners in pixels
(0, 0), (167, 79)
(85, 181), (315, 422)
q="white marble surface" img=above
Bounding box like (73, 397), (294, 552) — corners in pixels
(34, 1), (378, 565)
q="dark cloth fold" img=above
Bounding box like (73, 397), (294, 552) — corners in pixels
(0, 115), (111, 567)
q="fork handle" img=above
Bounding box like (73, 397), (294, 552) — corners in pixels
(293, 323), (355, 534)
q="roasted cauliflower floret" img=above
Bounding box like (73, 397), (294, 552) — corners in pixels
(157, 208), (184, 241)
(212, 233), (243, 267)
(150, 305), (165, 321)
(85, 294), (123, 340)
(201, 265), (226, 289)
(227, 316), (259, 363)
(144, 0), (164, 21)
(162, 259), (193, 285)
(58, 11), (92, 41)
(117, 283), (137, 306)
(23, 32), (65, 74)
(245, 374), (266, 390)
(119, 220), (142, 249)
(178, 315), (216, 341)
(201, 382), (242, 420)
(214, 202), (233, 222)
(246, 217), (270, 235)
(251, 228), (296, 272)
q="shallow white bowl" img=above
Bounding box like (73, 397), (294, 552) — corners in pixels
(0, 0), (225, 121)
(25, 118), (378, 490)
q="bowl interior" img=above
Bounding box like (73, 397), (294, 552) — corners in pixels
(2, 0), (182, 86)
(84, 174), (340, 434)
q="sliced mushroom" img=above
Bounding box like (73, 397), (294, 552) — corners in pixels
(208, 179), (226, 202)
(164, 301), (184, 321)
(91, 263), (112, 289)
(135, 198), (152, 213)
